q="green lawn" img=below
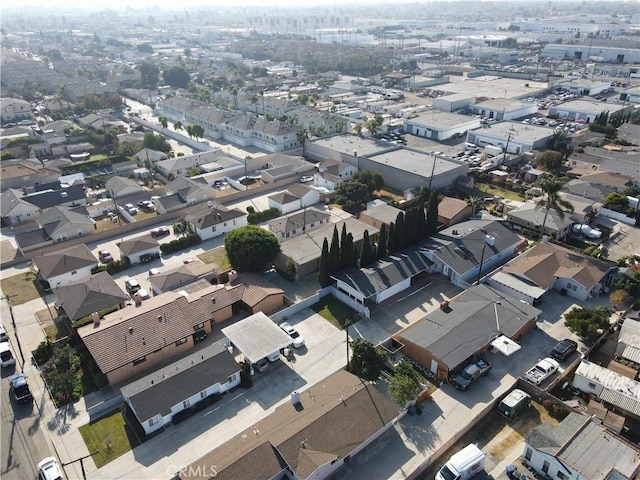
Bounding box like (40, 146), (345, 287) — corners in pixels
(0, 273), (40, 305)
(475, 182), (525, 202)
(89, 154), (108, 162)
(79, 409), (142, 468)
(311, 296), (358, 330)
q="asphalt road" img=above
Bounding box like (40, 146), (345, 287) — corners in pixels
(1, 297), (54, 480)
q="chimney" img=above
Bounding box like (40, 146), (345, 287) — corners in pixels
(133, 292), (143, 306)
(228, 270), (238, 284)
(291, 391), (301, 405)
(92, 311), (100, 326)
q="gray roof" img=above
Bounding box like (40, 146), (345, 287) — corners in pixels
(310, 134), (395, 158)
(507, 203), (573, 234)
(155, 193), (185, 210)
(23, 184), (86, 209)
(397, 284), (540, 370)
(408, 111), (479, 130)
(53, 271), (128, 321)
(121, 342), (240, 422)
(221, 311), (293, 364)
(185, 205), (246, 229)
(267, 208), (330, 234)
(332, 248), (434, 298)
(420, 219), (521, 276)
(105, 176), (141, 194)
(360, 203), (403, 225)
(367, 148), (466, 178)
(33, 244), (97, 279)
(116, 234), (159, 256)
(527, 412), (640, 480)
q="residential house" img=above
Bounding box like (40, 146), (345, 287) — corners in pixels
(615, 317), (640, 366)
(178, 369), (400, 480)
(121, 342), (241, 435)
(359, 203), (403, 230)
(79, 278), (284, 384)
(1, 189), (41, 226)
(267, 207), (331, 242)
(486, 242), (615, 304)
(38, 206), (95, 243)
(155, 150), (238, 178)
(314, 159), (357, 190)
(23, 183), (87, 210)
(572, 360), (640, 421)
(567, 147), (640, 179)
(332, 247), (434, 308)
(166, 177), (218, 206)
(268, 184), (320, 214)
(580, 171), (638, 193)
(558, 192), (601, 224)
(33, 244), (98, 289)
(259, 154), (316, 184)
(153, 194), (186, 215)
(184, 204), (248, 241)
(133, 148), (167, 166)
(0, 97), (33, 123)
(523, 412), (640, 480)
(251, 117), (299, 153)
(53, 271), (129, 322)
(149, 262), (215, 296)
(419, 219), (522, 288)
(437, 197), (473, 228)
(394, 284), (540, 382)
(105, 176), (144, 199)
(0, 161), (61, 192)
(506, 202), (574, 240)
(274, 217), (379, 279)
(116, 235), (160, 264)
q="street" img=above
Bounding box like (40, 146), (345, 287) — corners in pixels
(1, 296), (54, 480)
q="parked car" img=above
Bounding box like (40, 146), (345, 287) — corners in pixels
(98, 250), (113, 263)
(280, 321), (305, 348)
(140, 252), (160, 263)
(124, 277), (141, 294)
(497, 389), (531, 420)
(150, 227), (170, 237)
(132, 288), (150, 300)
(550, 339), (578, 362)
(453, 359), (492, 391)
(0, 341), (16, 368)
(253, 358), (269, 372)
(37, 456), (63, 480)
(10, 373), (32, 404)
(300, 175), (314, 183)
(0, 324), (8, 343)
(524, 357), (559, 385)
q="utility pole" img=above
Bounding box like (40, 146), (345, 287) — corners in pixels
(2, 295), (25, 366)
(62, 450), (99, 480)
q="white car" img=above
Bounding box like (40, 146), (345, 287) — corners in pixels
(0, 341), (16, 368)
(124, 278), (141, 294)
(280, 322), (305, 348)
(0, 324), (7, 343)
(38, 457), (64, 480)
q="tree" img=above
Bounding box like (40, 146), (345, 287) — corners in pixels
(535, 176), (574, 239)
(360, 230), (375, 267)
(163, 66), (190, 88)
(138, 61), (159, 88)
(143, 132), (171, 152)
(377, 223), (388, 259)
(605, 192), (629, 213)
(158, 115), (168, 129)
(389, 361), (422, 407)
(340, 223), (349, 269)
(174, 121), (183, 132)
(335, 180), (369, 211)
(365, 113), (384, 137)
(190, 124), (204, 140)
(329, 225), (340, 274)
(426, 190), (440, 236)
(296, 127), (308, 151)
(387, 222), (398, 254)
(318, 238), (331, 287)
(352, 170), (384, 194)
(224, 226), (279, 273)
(466, 196), (484, 216)
(349, 338), (386, 382)
(609, 289), (629, 310)
(47, 342), (81, 403)
(564, 306), (612, 339)
(536, 150), (564, 171)
(137, 43), (154, 54)
(353, 122), (364, 136)
(613, 270), (640, 297)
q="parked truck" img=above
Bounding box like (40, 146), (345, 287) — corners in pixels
(524, 358), (560, 385)
(453, 358), (492, 391)
(484, 144), (503, 157)
(436, 443), (486, 480)
(9, 373), (32, 403)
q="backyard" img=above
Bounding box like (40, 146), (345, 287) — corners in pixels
(197, 246), (231, 271)
(475, 182), (525, 202)
(311, 295), (357, 330)
(0, 272), (41, 306)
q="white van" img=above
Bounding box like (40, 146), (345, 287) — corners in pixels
(464, 142), (479, 152)
(497, 389), (531, 420)
(1, 342), (16, 367)
(436, 444), (485, 480)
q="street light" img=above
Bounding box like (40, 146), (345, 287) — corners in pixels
(61, 450), (99, 480)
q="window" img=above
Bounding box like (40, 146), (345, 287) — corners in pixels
(175, 337), (187, 346)
(183, 399), (190, 408)
(542, 461), (550, 473)
(71, 270), (77, 275)
(194, 322), (204, 330)
(557, 472), (567, 480)
(224, 222), (227, 227)
(233, 219), (236, 225)
(310, 223), (315, 228)
(524, 448), (532, 461)
(149, 417), (156, 426)
(588, 382), (596, 389)
(211, 226), (216, 232)
(200, 390), (207, 399)
(133, 356), (146, 366)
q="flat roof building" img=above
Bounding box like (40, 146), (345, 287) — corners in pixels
(467, 122), (553, 154)
(404, 111), (480, 141)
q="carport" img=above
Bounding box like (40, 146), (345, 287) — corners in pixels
(221, 312), (292, 364)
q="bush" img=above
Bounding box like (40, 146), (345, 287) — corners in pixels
(247, 207), (280, 224)
(172, 407), (195, 424)
(91, 256), (131, 275)
(73, 306), (119, 328)
(33, 341), (54, 365)
(159, 233), (201, 254)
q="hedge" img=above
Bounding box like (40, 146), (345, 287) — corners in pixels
(73, 305), (119, 328)
(247, 207), (281, 225)
(159, 233), (201, 254)
(92, 256), (131, 275)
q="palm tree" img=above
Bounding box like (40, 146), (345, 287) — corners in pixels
(465, 196), (484, 216)
(250, 93), (258, 115)
(174, 121), (183, 132)
(158, 115), (168, 129)
(535, 176), (574, 240)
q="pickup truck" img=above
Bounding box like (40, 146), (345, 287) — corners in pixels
(453, 358), (492, 391)
(9, 373), (32, 403)
(524, 358), (560, 385)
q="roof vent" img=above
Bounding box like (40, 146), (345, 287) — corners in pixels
(92, 311), (100, 326)
(129, 327), (133, 334)
(158, 315), (163, 322)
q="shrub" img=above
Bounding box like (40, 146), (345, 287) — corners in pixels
(73, 306), (119, 328)
(246, 207), (281, 224)
(172, 407), (195, 424)
(91, 256), (131, 275)
(159, 233), (201, 254)
(33, 341), (54, 365)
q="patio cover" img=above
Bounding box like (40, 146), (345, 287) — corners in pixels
(491, 335), (522, 356)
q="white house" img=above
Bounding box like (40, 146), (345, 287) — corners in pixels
(267, 207), (331, 242)
(105, 176), (143, 199)
(314, 159), (357, 190)
(615, 317), (640, 365)
(1, 189), (41, 225)
(268, 184), (320, 214)
(121, 342), (241, 435)
(184, 204), (247, 241)
(523, 412), (640, 480)
(33, 244), (98, 289)
(116, 235), (160, 264)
